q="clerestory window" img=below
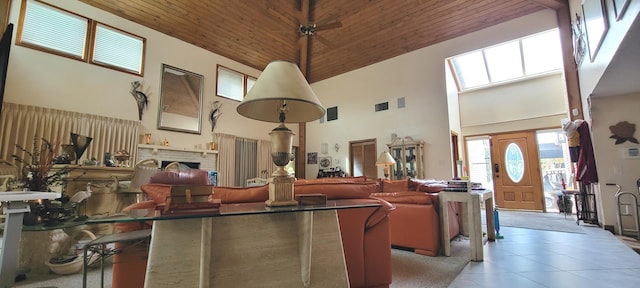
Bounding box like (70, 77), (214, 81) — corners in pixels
(449, 29), (562, 91)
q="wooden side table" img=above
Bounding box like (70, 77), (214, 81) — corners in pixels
(440, 190), (495, 261)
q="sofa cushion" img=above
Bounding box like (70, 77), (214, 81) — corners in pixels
(149, 170), (211, 185)
(381, 180), (408, 192)
(295, 176), (367, 185)
(140, 184), (172, 205)
(371, 192), (438, 205)
(295, 182), (379, 199)
(213, 185), (269, 203)
(416, 183), (447, 193)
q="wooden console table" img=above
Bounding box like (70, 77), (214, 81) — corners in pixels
(440, 190), (495, 261)
(89, 200), (380, 287)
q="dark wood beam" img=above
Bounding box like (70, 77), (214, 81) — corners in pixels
(527, 0), (567, 10)
(296, 0), (311, 179)
(555, 6), (583, 120)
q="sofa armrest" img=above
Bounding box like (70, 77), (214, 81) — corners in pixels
(121, 200), (156, 211)
(366, 196), (395, 228)
(114, 200), (156, 233)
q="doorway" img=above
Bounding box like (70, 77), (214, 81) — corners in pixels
(491, 131), (544, 211)
(349, 139), (377, 179)
(466, 129), (574, 212)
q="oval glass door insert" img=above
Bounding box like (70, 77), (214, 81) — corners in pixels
(505, 143), (524, 183)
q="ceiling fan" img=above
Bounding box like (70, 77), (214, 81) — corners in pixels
(298, 21), (342, 48)
(266, 0), (342, 75)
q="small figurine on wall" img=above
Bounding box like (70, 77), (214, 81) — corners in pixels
(209, 100), (222, 132)
(609, 121), (638, 144)
(130, 81), (150, 121)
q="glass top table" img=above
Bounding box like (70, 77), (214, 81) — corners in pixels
(86, 199), (382, 225)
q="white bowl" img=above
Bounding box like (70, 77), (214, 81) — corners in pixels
(46, 252), (99, 275)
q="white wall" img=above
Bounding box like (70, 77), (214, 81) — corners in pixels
(307, 9), (559, 180)
(590, 93), (640, 230)
(569, 0), (640, 229)
(460, 73), (568, 136)
(4, 0), (283, 150)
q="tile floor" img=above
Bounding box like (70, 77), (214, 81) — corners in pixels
(449, 225), (640, 288)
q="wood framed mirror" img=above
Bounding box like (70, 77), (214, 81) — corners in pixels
(158, 64), (203, 134)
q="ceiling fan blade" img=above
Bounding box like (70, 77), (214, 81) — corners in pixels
(313, 34), (336, 49)
(315, 21), (342, 32)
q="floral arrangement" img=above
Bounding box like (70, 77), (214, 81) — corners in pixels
(11, 137), (68, 192)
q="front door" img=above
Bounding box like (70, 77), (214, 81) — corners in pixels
(491, 131), (544, 211)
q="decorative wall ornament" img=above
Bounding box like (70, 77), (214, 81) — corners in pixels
(307, 152), (318, 164)
(609, 121), (638, 144)
(130, 81), (149, 121)
(319, 156), (332, 169)
(209, 100), (222, 132)
(572, 13), (587, 67)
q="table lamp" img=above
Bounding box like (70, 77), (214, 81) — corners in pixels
(237, 60), (325, 206)
(376, 151), (396, 179)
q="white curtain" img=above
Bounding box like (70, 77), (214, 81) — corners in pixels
(257, 140), (274, 178)
(217, 133), (236, 187)
(235, 138), (257, 187)
(0, 102), (139, 164)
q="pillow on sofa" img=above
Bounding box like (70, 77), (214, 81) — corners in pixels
(140, 184), (172, 205)
(213, 185), (269, 203)
(381, 180), (408, 192)
(149, 170), (211, 185)
(295, 182), (379, 199)
(295, 176), (367, 185)
(417, 182), (447, 193)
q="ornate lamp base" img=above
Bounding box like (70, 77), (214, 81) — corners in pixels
(265, 175), (297, 206)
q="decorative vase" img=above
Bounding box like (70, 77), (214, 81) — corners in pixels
(70, 133), (93, 164)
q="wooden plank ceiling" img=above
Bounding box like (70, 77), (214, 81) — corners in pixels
(80, 0), (563, 83)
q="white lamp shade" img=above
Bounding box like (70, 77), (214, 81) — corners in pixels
(237, 60), (325, 123)
(376, 151), (396, 165)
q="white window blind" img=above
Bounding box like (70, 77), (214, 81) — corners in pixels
(217, 66), (244, 101)
(20, 0), (88, 59)
(92, 23), (144, 75)
(246, 77), (256, 94)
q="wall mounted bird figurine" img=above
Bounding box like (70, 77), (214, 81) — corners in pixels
(210, 100), (222, 132)
(130, 81), (149, 120)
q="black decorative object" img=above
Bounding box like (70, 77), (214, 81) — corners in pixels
(70, 133), (92, 164)
(130, 81), (149, 121)
(209, 100), (222, 132)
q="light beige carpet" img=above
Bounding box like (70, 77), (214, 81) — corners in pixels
(496, 210), (586, 234)
(14, 239), (470, 288)
(391, 236), (470, 288)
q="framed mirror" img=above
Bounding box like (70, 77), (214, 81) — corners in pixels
(158, 64), (203, 134)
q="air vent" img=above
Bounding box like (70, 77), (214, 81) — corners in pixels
(397, 97), (405, 108)
(327, 106), (338, 121)
(375, 102), (389, 112)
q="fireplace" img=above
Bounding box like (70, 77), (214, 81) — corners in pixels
(161, 161), (200, 170)
(136, 144), (217, 172)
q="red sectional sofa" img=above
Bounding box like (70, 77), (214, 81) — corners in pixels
(112, 173), (394, 288)
(371, 179), (462, 256)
